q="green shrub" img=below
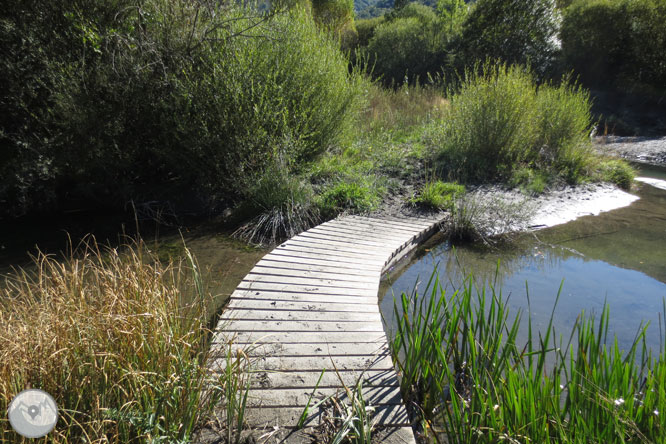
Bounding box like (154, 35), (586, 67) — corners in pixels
(413, 181), (465, 210)
(595, 158), (636, 190)
(429, 63), (594, 184)
(430, 64), (539, 182)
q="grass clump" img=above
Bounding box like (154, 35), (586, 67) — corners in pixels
(412, 181), (465, 210)
(390, 272), (666, 443)
(595, 158), (637, 190)
(0, 238), (244, 443)
(317, 180), (383, 219)
(233, 163), (320, 246)
(429, 63), (596, 188)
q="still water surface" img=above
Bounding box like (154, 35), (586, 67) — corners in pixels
(381, 165), (666, 352)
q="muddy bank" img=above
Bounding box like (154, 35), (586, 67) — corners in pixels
(595, 136), (666, 166)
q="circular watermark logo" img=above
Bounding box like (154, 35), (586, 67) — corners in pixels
(7, 389), (58, 438)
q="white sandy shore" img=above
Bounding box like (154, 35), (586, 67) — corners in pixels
(529, 184), (639, 228)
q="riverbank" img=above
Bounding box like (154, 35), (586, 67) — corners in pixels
(595, 136), (666, 166)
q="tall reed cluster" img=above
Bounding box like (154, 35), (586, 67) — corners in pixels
(0, 238), (234, 443)
(391, 273), (665, 443)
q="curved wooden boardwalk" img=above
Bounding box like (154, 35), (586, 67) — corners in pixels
(209, 214), (445, 443)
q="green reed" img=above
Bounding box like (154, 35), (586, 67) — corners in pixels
(390, 272), (665, 443)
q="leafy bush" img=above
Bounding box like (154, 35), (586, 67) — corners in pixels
(0, 1), (364, 218)
(429, 63), (594, 185)
(561, 0), (666, 93)
(364, 4), (445, 85)
(456, 0), (560, 77)
(413, 180), (465, 210)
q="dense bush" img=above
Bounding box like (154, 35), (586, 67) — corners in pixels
(0, 0), (363, 218)
(456, 0), (560, 77)
(428, 64), (594, 185)
(363, 3), (450, 85)
(561, 0), (666, 93)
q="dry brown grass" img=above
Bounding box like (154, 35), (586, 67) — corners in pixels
(361, 82), (449, 134)
(0, 237), (222, 443)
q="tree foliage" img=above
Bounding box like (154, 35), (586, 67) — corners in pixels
(0, 0), (363, 218)
(456, 0), (560, 77)
(561, 0), (666, 93)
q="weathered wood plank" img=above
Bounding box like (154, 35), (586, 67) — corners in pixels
(240, 404), (411, 429)
(245, 385), (403, 408)
(346, 215), (435, 230)
(295, 232), (404, 252)
(301, 227), (404, 248)
(213, 330), (388, 344)
(246, 368), (399, 389)
(281, 239), (389, 259)
(224, 341), (389, 357)
(242, 272), (379, 290)
(262, 251), (383, 271)
(226, 298), (379, 312)
(210, 354), (395, 372)
(326, 217), (425, 232)
(310, 223), (421, 239)
(273, 244), (388, 265)
(255, 259), (379, 278)
(222, 319), (385, 333)
(219, 308), (382, 323)
(236, 281), (379, 297)
(228, 290), (379, 305)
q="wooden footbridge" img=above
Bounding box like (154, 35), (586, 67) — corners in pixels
(209, 214), (445, 443)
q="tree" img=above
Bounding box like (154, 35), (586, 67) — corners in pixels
(456, 0), (560, 77)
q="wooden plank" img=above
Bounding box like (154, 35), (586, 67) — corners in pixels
(212, 331), (389, 344)
(353, 214), (440, 227)
(210, 354), (396, 372)
(224, 342), (389, 357)
(262, 251), (382, 271)
(242, 272), (379, 291)
(281, 239), (390, 259)
(236, 281), (379, 297)
(308, 226), (419, 246)
(222, 319), (385, 332)
(296, 231), (404, 252)
(329, 218), (424, 234)
(246, 368), (399, 389)
(245, 385), (404, 408)
(326, 217), (425, 232)
(255, 258), (379, 278)
(346, 215), (434, 231)
(219, 308), (381, 323)
(313, 221), (423, 238)
(286, 236), (396, 256)
(227, 290), (379, 305)
(241, 404), (411, 429)
(273, 244), (387, 265)
(226, 298), (379, 312)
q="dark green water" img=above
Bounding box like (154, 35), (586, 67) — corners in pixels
(381, 165), (666, 352)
